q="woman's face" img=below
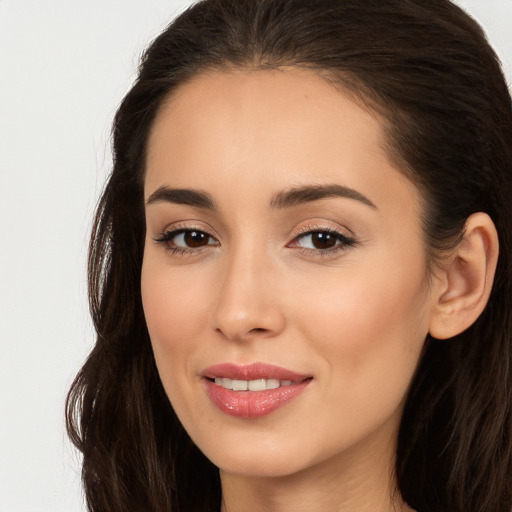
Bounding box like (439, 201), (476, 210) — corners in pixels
(141, 69), (436, 478)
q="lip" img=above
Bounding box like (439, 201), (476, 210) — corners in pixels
(202, 362), (310, 381)
(202, 362), (312, 419)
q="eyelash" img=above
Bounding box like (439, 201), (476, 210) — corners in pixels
(289, 226), (357, 256)
(153, 227), (219, 256)
(153, 226), (357, 257)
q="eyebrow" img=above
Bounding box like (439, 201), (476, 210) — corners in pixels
(270, 184), (376, 209)
(146, 186), (217, 209)
(145, 183), (376, 210)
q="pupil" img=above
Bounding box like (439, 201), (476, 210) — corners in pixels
(312, 232), (336, 249)
(184, 231), (208, 248)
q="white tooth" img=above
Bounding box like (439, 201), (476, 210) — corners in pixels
(222, 378), (232, 389)
(215, 378), (223, 386)
(267, 379), (280, 389)
(280, 380), (292, 386)
(232, 379), (248, 391)
(248, 379), (266, 391)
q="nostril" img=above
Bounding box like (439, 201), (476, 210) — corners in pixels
(214, 325), (271, 340)
(212, 305), (286, 341)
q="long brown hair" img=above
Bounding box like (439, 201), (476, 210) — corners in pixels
(66, 1), (512, 511)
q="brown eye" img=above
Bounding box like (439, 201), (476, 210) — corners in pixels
(183, 230), (210, 248)
(310, 232), (337, 250)
(154, 229), (219, 251)
(291, 230), (357, 254)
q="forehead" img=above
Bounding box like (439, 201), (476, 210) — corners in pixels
(147, 68), (383, 169)
(145, 68), (420, 219)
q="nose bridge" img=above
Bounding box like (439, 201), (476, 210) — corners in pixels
(211, 240), (284, 341)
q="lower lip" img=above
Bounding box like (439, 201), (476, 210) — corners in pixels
(204, 379), (311, 419)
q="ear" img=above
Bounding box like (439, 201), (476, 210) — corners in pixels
(429, 212), (499, 340)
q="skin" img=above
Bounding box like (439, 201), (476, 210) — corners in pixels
(141, 68), (439, 512)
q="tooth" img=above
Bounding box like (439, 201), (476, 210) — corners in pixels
(248, 379), (266, 391)
(267, 379), (280, 389)
(215, 377), (294, 391)
(232, 379), (248, 391)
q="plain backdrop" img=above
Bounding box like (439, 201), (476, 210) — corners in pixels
(0, 1), (510, 511)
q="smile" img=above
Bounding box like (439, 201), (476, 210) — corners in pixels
(213, 378), (294, 391)
(202, 363), (313, 418)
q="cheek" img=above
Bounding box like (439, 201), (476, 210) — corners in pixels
(141, 261), (217, 432)
(301, 239), (430, 349)
(294, 254), (430, 410)
(141, 262), (209, 379)
(308, 279), (427, 354)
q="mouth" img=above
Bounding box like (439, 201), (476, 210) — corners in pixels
(209, 377), (297, 391)
(202, 362), (313, 418)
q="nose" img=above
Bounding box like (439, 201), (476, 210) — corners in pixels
(210, 248), (286, 342)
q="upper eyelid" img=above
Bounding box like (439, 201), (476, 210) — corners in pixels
(156, 221), (219, 238)
(290, 229), (356, 246)
(153, 228), (219, 254)
(154, 228), (219, 246)
(154, 229), (354, 257)
(291, 222), (355, 239)
(153, 220), (356, 243)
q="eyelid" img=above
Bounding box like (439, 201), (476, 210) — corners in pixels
(154, 220), (219, 239)
(152, 221), (220, 255)
(290, 221), (355, 240)
(156, 229), (218, 245)
(151, 220), (358, 258)
(287, 222), (358, 256)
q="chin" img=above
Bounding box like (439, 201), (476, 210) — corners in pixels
(215, 455), (307, 479)
(195, 432), (322, 479)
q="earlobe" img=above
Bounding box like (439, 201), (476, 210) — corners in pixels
(429, 212), (499, 340)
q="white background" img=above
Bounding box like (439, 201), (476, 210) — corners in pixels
(0, 1), (510, 511)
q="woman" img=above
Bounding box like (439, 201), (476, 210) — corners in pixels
(66, 0), (512, 511)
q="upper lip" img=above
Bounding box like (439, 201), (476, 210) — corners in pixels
(202, 362), (311, 382)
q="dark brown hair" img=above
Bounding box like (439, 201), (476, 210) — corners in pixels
(66, 1), (512, 511)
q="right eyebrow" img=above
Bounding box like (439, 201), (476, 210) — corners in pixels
(145, 186), (217, 210)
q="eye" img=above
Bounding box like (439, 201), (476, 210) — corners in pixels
(154, 228), (219, 253)
(172, 230), (216, 248)
(289, 228), (357, 254)
(297, 232), (340, 250)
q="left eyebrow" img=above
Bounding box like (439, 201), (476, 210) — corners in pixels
(270, 184), (377, 209)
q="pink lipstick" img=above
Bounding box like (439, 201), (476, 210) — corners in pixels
(202, 363), (312, 418)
